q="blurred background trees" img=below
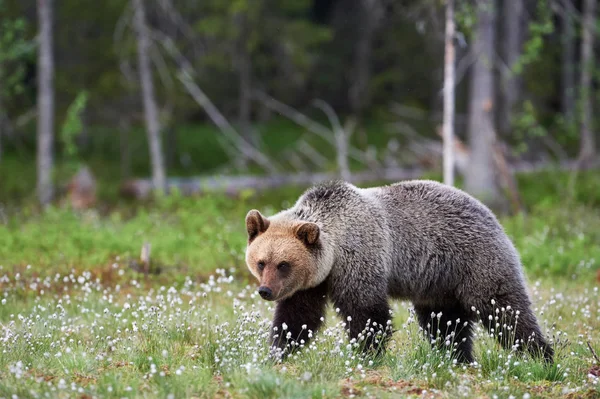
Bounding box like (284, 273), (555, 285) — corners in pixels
(0, 0), (598, 211)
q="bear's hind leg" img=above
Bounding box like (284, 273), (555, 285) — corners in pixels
(414, 304), (475, 364)
(477, 297), (554, 363)
(270, 280), (329, 359)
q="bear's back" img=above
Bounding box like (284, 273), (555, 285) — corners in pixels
(372, 179), (503, 236)
(366, 180), (521, 301)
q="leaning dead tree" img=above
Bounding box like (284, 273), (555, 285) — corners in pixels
(253, 90), (379, 179)
(306, 99), (353, 181)
(114, 5), (278, 182)
(122, 25), (392, 198)
(154, 32), (278, 174)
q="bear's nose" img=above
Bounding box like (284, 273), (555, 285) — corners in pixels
(258, 286), (273, 300)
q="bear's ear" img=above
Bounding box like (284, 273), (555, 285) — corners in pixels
(246, 209), (270, 243)
(295, 222), (320, 246)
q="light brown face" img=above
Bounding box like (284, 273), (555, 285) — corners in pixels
(244, 210), (320, 301)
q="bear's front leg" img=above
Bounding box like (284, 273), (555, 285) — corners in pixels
(332, 290), (393, 357)
(269, 280), (328, 359)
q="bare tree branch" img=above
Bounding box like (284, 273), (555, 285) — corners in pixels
(253, 90), (333, 142)
(154, 33), (278, 174)
(297, 140), (328, 169)
(156, 0), (205, 58)
(253, 90), (372, 166)
(312, 99), (351, 180)
(114, 3), (136, 85)
(149, 41), (175, 92)
(389, 103), (468, 129)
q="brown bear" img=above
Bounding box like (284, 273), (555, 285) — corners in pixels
(244, 179), (553, 364)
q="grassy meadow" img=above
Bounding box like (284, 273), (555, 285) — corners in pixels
(1, 169), (600, 398)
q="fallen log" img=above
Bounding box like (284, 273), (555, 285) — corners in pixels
(119, 159), (582, 200)
(119, 167), (424, 199)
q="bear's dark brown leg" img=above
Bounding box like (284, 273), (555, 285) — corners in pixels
(333, 296), (393, 356)
(475, 295), (554, 364)
(270, 280), (329, 358)
(414, 304), (475, 364)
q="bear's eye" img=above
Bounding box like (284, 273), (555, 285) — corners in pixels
(257, 261), (265, 271)
(277, 262), (290, 271)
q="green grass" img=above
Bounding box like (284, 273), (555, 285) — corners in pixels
(0, 265), (598, 398)
(0, 170), (599, 398)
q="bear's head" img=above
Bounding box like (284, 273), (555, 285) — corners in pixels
(244, 209), (325, 301)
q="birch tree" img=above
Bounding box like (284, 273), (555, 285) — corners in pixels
(578, 0), (597, 168)
(442, 0), (455, 186)
(37, 0), (55, 206)
(133, 0), (166, 192)
(561, 0), (576, 125)
(465, 1), (502, 207)
(499, 0), (524, 136)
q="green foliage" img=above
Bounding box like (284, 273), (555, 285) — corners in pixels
(59, 91), (89, 161)
(0, 1), (35, 100)
(513, 0), (555, 75)
(0, 196), (247, 281)
(501, 173), (600, 277)
(53, 0), (129, 113)
(194, 0), (331, 103)
(512, 100), (548, 155)
(455, 1), (477, 34)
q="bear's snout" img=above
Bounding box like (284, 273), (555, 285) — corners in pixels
(258, 286), (273, 300)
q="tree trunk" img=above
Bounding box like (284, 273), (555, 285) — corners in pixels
(466, 1), (503, 209)
(0, 118), (3, 163)
(36, 0), (55, 206)
(349, 26), (372, 118)
(237, 13), (252, 138)
(578, 0), (597, 168)
(237, 13), (254, 170)
(0, 100), (3, 164)
(349, 0), (383, 121)
(499, 0), (524, 136)
(561, 0), (576, 125)
(164, 126), (177, 170)
(0, 79), (4, 163)
(238, 49), (252, 141)
(442, 0), (456, 187)
(133, 0), (167, 192)
(119, 119), (132, 179)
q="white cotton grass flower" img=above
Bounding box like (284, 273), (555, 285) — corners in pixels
(0, 260), (593, 396)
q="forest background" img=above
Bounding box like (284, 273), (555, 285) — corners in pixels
(1, 1), (600, 397)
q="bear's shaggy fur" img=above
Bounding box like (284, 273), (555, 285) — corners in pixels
(244, 180), (553, 363)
